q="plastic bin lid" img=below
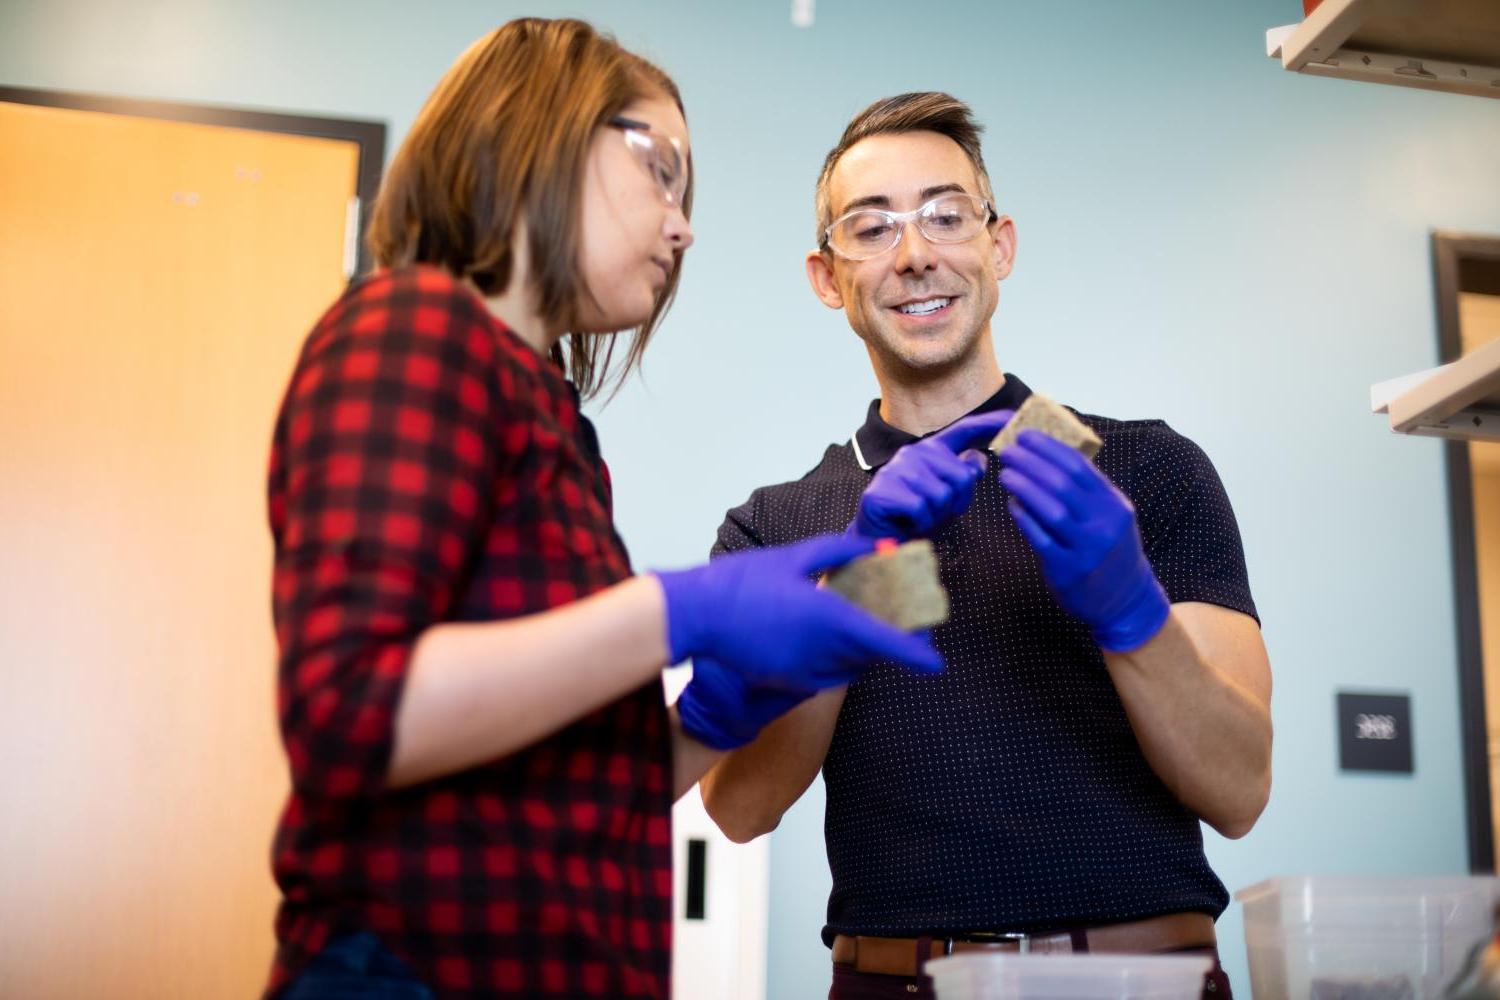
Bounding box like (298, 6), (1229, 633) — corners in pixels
(1235, 874), (1499, 906)
(926, 953), (1214, 995)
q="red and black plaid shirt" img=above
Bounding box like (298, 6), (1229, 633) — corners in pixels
(264, 266), (672, 998)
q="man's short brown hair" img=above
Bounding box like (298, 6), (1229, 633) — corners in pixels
(366, 17), (689, 399)
(813, 91), (992, 246)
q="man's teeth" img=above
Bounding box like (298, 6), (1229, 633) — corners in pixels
(897, 297), (951, 316)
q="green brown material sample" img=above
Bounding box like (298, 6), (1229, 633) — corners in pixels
(825, 539), (949, 631)
(989, 392), (1102, 461)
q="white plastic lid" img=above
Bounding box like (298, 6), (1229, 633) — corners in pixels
(925, 953), (1214, 999)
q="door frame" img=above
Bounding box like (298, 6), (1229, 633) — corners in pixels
(0, 86), (385, 275)
(1436, 230), (1500, 873)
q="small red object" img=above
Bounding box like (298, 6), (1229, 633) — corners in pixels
(875, 538), (899, 554)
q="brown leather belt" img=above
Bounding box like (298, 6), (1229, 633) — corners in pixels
(831, 912), (1216, 977)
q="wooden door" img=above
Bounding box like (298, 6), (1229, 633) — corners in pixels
(1460, 292), (1500, 863)
(0, 98), (360, 998)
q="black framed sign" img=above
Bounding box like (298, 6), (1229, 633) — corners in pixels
(1337, 691), (1413, 774)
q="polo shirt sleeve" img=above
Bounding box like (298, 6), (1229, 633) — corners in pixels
(1132, 427), (1259, 625)
(710, 492), (766, 559)
(269, 269), (510, 801)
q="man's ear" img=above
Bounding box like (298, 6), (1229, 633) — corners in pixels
(805, 250), (845, 310)
(991, 215), (1017, 281)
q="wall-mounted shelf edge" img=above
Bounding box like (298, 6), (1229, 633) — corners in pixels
(1373, 335), (1500, 441)
(1267, 0), (1500, 101)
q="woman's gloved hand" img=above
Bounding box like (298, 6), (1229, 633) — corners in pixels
(850, 409), (1012, 541)
(655, 532), (943, 688)
(999, 429), (1169, 653)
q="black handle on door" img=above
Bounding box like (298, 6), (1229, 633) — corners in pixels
(685, 838), (707, 920)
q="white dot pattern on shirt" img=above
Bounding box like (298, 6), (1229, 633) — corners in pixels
(712, 409), (1257, 940)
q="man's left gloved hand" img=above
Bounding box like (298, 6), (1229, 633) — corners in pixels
(676, 657), (813, 751)
(850, 409), (1013, 541)
(998, 429), (1169, 653)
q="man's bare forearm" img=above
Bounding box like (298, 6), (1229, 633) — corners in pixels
(699, 686), (847, 842)
(1103, 602), (1272, 838)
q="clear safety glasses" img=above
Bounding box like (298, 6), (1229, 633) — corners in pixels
(607, 115), (689, 208)
(822, 193), (996, 261)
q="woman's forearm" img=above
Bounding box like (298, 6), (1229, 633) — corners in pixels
(670, 705), (726, 800)
(388, 574), (671, 789)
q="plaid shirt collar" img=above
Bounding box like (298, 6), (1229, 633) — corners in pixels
(850, 373), (1033, 471)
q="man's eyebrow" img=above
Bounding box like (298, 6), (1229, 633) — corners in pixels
(836, 183), (971, 218)
(919, 183), (968, 200)
(838, 193), (892, 216)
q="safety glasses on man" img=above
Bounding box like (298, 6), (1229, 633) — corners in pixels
(822, 192), (996, 261)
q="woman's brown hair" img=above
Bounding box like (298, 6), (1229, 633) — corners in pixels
(366, 17), (690, 399)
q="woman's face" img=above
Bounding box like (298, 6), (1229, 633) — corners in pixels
(574, 95), (694, 333)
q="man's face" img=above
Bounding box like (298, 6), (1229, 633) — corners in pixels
(807, 131), (1015, 377)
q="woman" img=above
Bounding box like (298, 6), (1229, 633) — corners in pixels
(264, 18), (942, 999)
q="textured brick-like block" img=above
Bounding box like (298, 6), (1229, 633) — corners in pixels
(825, 539), (948, 631)
(989, 392), (1102, 461)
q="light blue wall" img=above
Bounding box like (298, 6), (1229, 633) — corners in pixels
(6, 0), (1497, 993)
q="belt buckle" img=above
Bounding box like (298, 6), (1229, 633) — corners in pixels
(945, 931), (1031, 955)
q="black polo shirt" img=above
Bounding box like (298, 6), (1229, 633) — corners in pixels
(711, 374), (1258, 945)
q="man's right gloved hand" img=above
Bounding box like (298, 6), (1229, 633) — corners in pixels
(675, 657), (814, 751)
(655, 532), (943, 690)
(849, 409), (1012, 541)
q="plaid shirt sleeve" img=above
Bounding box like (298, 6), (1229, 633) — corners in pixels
(268, 269), (509, 801)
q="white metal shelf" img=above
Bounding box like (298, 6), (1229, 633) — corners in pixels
(1372, 336), (1500, 441)
(1267, 0), (1500, 101)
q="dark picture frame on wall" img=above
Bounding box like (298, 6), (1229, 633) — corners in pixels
(0, 85), (386, 276)
(1436, 230), (1500, 874)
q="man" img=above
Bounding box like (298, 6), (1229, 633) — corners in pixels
(698, 92), (1272, 999)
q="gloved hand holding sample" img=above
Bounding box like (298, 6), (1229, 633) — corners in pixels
(1000, 428), (1170, 653)
(657, 531), (944, 688)
(848, 409), (1013, 541)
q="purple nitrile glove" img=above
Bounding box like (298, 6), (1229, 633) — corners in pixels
(999, 428), (1170, 653)
(850, 409), (1014, 541)
(655, 532), (943, 688)
(676, 657), (813, 751)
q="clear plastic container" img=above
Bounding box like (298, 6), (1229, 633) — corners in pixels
(1235, 875), (1499, 999)
(925, 953), (1215, 1000)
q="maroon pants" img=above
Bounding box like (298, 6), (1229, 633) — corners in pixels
(828, 945), (1232, 1000)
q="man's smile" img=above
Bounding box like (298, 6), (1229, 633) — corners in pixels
(889, 294), (959, 320)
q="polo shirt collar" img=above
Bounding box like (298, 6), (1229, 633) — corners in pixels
(850, 374), (1033, 471)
